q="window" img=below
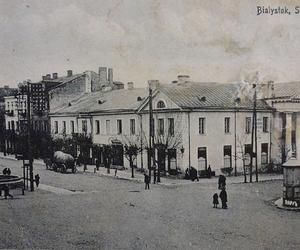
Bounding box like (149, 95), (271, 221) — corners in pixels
(223, 145), (232, 168)
(95, 120), (100, 134)
(8, 121), (10, 130)
(224, 117), (230, 134)
(158, 118), (164, 135)
(16, 121), (19, 131)
(82, 120), (87, 134)
(130, 119), (135, 135)
(261, 143), (268, 165)
(199, 118), (206, 134)
(168, 118), (174, 136)
(157, 100), (166, 109)
(245, 117), (251, 134)
(11, 121), (15, 131)
(70, 121), (74, 134)
(62, 121), (66, 133)
(198, 147), (207, 170)
(117, 120), (122, 134)
(7, 102), (10, 111)
(106, 120), (111, 135)
(263, 117), (268, 132)
(54, 121), (58, 134)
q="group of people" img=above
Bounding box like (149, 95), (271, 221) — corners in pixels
(1, 168), (13, 199)
(0, 184), (13, 199)
(2, 168), (11, 176)
(213, 175), (228, 209)
(144, 162), (159, 190)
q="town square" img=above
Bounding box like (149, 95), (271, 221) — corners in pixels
(0, 0), (300, 249)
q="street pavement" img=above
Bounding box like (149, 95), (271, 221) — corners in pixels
(0, 156), (299, 250)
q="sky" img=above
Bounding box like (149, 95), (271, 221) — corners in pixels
(0, 0), (300, 88)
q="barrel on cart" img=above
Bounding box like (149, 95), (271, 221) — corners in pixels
(44, 151), (76, 173)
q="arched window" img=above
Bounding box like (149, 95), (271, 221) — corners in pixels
(156, 100), (166, 109)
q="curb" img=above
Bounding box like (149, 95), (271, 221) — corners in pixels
(273, 198), (300, 212)
(0, 155), (18, 161)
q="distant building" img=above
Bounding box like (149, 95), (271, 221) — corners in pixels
(3, 67), (123, 156)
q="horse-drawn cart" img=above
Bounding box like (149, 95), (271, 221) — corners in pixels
(44, 151), (77, 173)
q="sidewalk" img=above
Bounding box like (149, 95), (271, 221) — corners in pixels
(0, 152), (282, 186)
(79, 164), (283, 187)
(0, 152), (45, 165)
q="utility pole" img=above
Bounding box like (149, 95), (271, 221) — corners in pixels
(148, 87), (153, 180)
(254, 88), (258, 182)
(249, 85), (255, 183)
(26, 81), (34, 191)
(234, 108), (237, 176)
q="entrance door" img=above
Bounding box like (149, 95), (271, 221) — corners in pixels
(198, 147), (207, 171)
(168, 149), (177, 175)
(112, 144), (124, 166)
(157, 148), (166, 173)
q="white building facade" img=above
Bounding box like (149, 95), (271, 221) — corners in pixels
(49, 80), (273, 175)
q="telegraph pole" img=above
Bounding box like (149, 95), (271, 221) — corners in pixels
(249, 85), (255, 183)
(26, 81), (34, 191)
(254, 88), (258, 182)
(148, 87), (153, 180)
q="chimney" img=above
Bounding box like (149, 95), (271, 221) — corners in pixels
(148, 80), (160, 90)
(108, 68), (113, 85)
(42, 75), (46, 81)
(67, 70), (73, 77)
(177, 75), (190, 84)
(52, 73), (58, 79)
(46, 74), (51, 80)
(98, 67), (107, 85)
(127, 82), (134, 90)
(4, 85), (9, 89)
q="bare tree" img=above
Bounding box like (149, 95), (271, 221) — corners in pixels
(122, 134), (144, 178)
(272, 135), (292, 165)
(152, 114), (184, 181)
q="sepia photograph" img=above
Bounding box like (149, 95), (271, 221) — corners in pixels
(0, 0), (299, 249)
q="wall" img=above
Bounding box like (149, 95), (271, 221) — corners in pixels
(49, 75), (87, 112)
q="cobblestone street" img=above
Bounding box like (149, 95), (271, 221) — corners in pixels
(0, 157), (299, 250)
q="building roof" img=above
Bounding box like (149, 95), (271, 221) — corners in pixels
(51, 88), (147, 115)
(0, 87), (18, 102)
(159, 82), (270, 110)
(272, 82), (300, 99)
(46, 73), (85, 92)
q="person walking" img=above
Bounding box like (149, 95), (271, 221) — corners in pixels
(218, 175), (226, 189)
(3, 184), (13, 199)
(96, 159), (100, 171)
(213, 193), (219, 208)
(207, 165), (212, 178)
(35, 174), (40, 188)
(153, 162), (158, 184)
(219, 187), (228, 209)
(144, 171), (150, 190)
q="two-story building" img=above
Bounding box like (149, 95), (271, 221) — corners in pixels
(49, 78), (273, 175)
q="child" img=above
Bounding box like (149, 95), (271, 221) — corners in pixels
(213, 193), (219, 208)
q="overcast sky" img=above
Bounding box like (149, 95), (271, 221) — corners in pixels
(0, 0), (300, 87)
